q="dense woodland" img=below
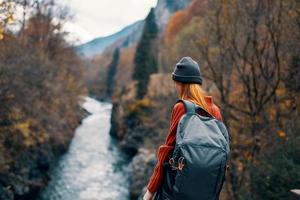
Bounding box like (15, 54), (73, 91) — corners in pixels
(0, 1), (86, 199)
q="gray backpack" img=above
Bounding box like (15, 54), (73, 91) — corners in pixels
(154, 99), (230, 200)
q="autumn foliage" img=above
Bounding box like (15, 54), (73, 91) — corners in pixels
(0, 0), (87, 199)
(164, 0), (207, 45)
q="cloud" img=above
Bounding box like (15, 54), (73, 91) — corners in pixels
(62, 0), (157, 44)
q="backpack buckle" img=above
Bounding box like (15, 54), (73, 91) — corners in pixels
(169, 157), (177, 170)
(169, 157), (175, 165)
(177, 157), (185, 171)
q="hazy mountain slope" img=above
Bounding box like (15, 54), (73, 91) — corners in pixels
(77, 0), (192, 58)
(76, 20), (143, 57)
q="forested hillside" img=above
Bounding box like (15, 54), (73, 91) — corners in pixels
(85, 0), (300, 199)
(0, 1), (87, 199)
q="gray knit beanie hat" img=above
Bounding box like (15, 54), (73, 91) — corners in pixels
(172, 56), (202, 84)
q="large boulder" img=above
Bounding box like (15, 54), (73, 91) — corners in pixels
(129, 148), (157, 200)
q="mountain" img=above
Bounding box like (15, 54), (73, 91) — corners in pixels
(77, 0), (192, 58)
(76, 20), (144, 57)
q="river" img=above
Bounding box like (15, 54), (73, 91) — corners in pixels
(38, 97), (130, 200)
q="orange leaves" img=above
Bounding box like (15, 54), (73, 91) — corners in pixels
(164, 0), (207, 45)
(165, 10), (189, 45)
(277, 131), (287, 138)
(165, 1), (196, 43)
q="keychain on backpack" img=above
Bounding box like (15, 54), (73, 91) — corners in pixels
(168, 156), (185, 171)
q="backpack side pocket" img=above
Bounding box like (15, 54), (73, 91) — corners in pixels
(214, 153), (227, 198)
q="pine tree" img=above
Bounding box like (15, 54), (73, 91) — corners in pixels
(106, 48), (120, 97)
(133, 8), (158, 99)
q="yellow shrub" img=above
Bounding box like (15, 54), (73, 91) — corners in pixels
(128, 98), (154, 113)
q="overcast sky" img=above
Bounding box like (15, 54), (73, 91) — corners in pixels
(62, 0), (157, 44)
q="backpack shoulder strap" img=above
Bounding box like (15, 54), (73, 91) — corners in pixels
(176, 99), (196, 114)
(176, 99), (215, 118)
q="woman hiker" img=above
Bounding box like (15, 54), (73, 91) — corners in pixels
(143, 57), (226, 200)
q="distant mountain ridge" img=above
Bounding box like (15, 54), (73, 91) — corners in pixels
(76, 0), (192, 58)
(76, 20), (144, 57)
